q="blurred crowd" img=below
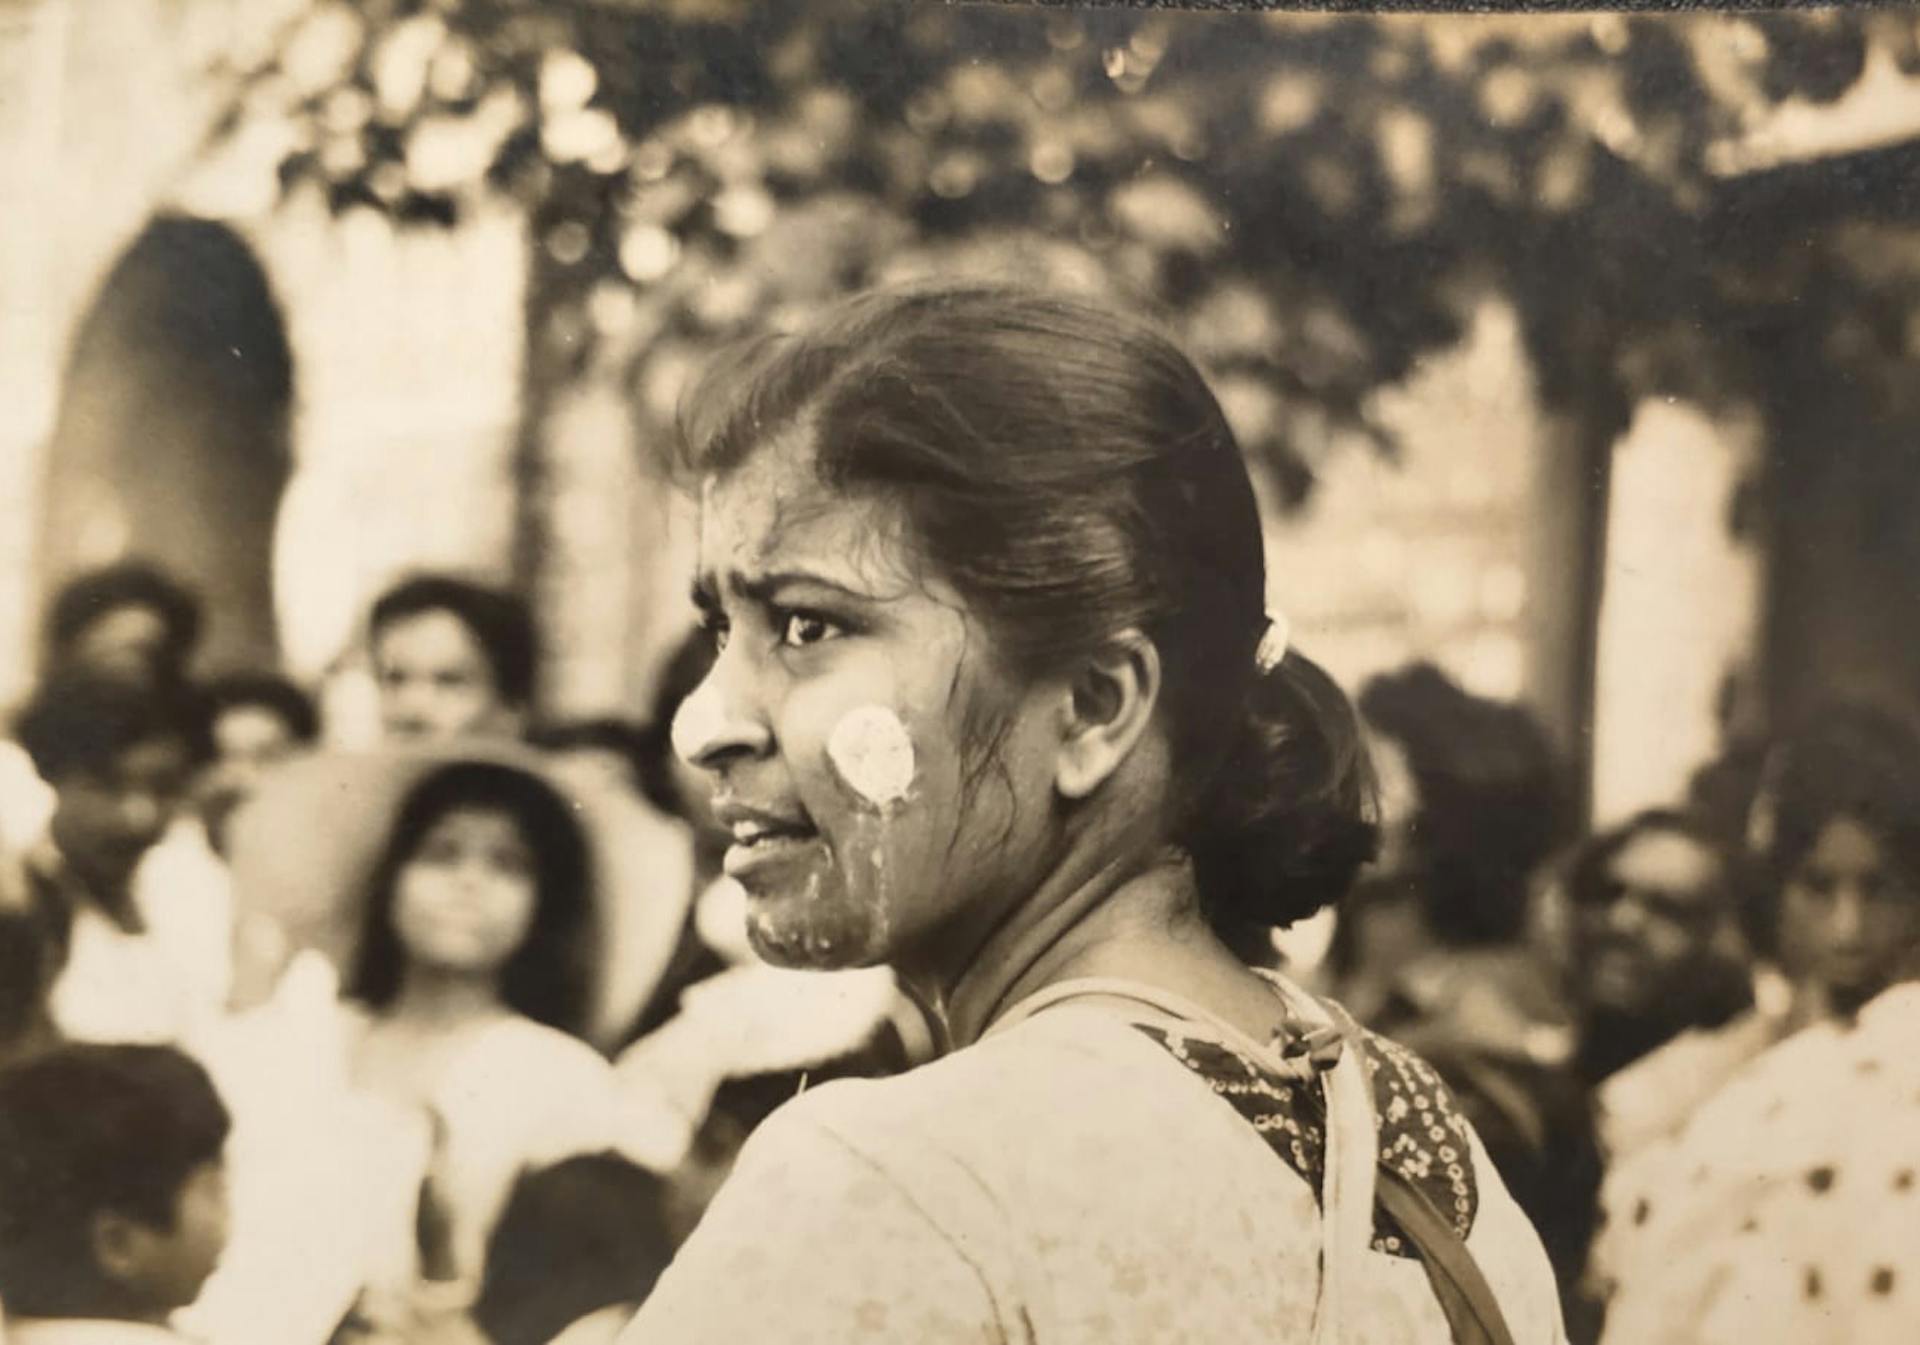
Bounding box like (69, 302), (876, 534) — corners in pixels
(1, 555), (1918, 1343)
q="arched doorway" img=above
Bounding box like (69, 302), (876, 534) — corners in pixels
(34, 214), (294, 673)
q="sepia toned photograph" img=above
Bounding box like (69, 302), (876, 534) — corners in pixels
(3, 2), (1920, 1342)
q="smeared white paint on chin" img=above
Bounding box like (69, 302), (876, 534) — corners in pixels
(826, 705), (916, 809)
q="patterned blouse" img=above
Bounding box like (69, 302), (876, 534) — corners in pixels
(1135, 1023), (1479, 1257)
(1594, 980), (1920, 1345)
(623, 994), (1565, 1343)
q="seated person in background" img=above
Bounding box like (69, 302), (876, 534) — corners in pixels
(0, 1043), (231, 1342)
(1564, 812), (1756, 1153)
(0, 561), (203, 854)
(5, 671), (215, 1045)
(369, 576), (538, 744)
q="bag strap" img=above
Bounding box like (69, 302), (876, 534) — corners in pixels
(1314, 997), (1518, 1345)
(993, 975), (1521, 1345)
(1376, 1165), (1518, 1345)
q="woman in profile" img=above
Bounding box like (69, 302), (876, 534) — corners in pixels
(617, 283), (1565, 1342)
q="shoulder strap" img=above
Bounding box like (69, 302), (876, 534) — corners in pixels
(1315, 996), (1519, 1345)
(1376, 1168), (1519, 1345)
(996, 977), (1522, 1345)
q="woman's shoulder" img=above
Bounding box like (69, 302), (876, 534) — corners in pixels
(793, 1005), (1186, 1133)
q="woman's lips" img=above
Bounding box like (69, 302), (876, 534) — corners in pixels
(721, 817), (821, 883)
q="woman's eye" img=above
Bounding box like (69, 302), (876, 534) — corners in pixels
(779, 611), (841, 648)
(489, 848), (533, 878)
(417, 839), (463, 867)
(1799, 875), (1836, 902)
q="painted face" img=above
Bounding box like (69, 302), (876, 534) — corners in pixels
(50, 736), (194, 897)
(672, 434), (1060, 971)
(391, 806), (539, 977)
(68, 603), (172, 685)
(1574, 829), (1730, 1016)
(116, 1158), (230, 1312)
(373, 610), (514, 742)
(1777, 815), (1920, 1013)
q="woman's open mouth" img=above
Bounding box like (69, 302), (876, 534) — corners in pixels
(719, 811), (821, 883)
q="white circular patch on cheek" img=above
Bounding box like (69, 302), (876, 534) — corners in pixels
(825, 705), (917, 809)
(669, 686), (729, 766)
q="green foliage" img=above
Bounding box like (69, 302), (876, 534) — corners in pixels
(206, 2), (1920, 502)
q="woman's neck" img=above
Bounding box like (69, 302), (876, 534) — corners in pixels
(388, 966), (509, 1029)
(932, 845), (1265, 1051)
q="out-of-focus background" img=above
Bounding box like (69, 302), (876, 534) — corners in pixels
(11, 8), (1920, 1343)
(6, 1), (1920, 823)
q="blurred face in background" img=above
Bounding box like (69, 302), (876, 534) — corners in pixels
(392, 806), (538, 978)
(49, 735), (194, 899)
(65, 603), (173, 687)
(374, 610), (518, 742)
(1776, 815), (1920, 1015)
(198, 703), (311, 856)
(209, 704), (304, 793)
(1573, 827), (1734, 1019)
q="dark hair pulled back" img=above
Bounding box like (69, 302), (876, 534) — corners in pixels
(680, 282), (1377, 942)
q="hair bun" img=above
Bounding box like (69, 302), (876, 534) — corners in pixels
(1182, 650), (1379, 938)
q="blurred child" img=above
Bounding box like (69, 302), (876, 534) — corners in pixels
(6, 672), (216, 1045)
(338, 760), (629, 1307)
(469, 1154), (674, 1345)
(0, 1043), (231, 1341)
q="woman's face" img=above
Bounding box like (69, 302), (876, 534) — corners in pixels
(673, 434), (1063, 972)
(392, 805), (539, 976)
(1777, 815), (1920, 1012)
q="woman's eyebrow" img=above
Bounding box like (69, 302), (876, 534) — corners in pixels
(730, 570), (870, 605)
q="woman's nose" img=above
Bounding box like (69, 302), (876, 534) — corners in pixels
(1830, 889), (1867, 942)
(670, 675), (770, 772)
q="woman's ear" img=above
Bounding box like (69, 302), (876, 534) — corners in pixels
(1055, 630), (1162, 801)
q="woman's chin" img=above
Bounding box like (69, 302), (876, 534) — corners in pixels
(744, 902), (882, 972)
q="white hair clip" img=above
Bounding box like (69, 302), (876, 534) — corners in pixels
(1255, 609), (1291, 674)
